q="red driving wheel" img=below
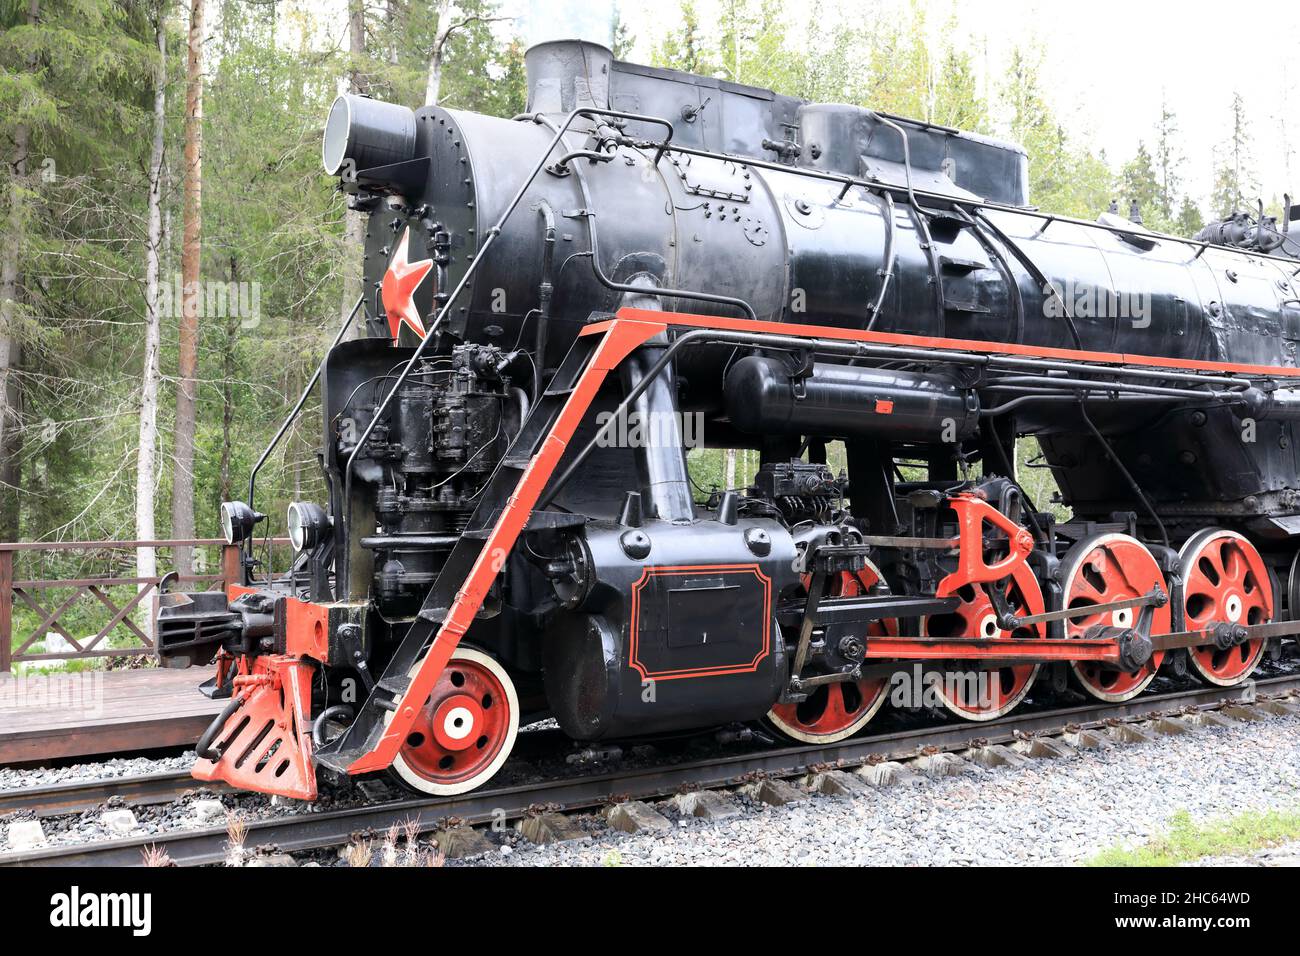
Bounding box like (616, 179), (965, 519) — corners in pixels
(765, 561), (893, 743)
(1064, 533), (1171, 702)
(1180, 529), (1272, 686)
(389, 647), (518, 795)
(923, 571), (1046, 721)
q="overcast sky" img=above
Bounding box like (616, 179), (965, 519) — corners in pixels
(508, 0), (1300, 211)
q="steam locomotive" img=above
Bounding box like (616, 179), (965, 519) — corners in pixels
(156, 39), (1300, 800)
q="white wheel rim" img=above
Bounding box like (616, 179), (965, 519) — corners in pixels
(387, 647), (519, 796)
(766, 559), (891, 743)
(1178, 528), (1270, 687)
(1064, 532), (1162, 702)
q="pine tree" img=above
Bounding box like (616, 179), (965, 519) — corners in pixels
(171, 0), (204, 576)
(652, 0), (716, 75)
(0, 0), (152, 540)
(0, 0), (39, 540)
(1120, 142), (1164, 228)
(1210, 92), (1259, 218)
(1000, 45), (1113, 218)
(611, 6), (634, 59)
(1175, 198), (1204, 236)
(1152, 97), (1183, 226)
(932, 44), (987, 133)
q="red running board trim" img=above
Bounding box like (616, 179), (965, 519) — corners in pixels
(593, 308), (1300, 379)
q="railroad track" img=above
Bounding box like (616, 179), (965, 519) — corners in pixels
(0, 770), (224, 819)
(0, 724), (567, 820)
(3, 673), (1297, 867)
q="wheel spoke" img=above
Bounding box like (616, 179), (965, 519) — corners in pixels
(1066, 534), (1169, 702)
(1074, 573), (1105, 604)
(767, 557), (892, 742)
(823, 682), (851, 726)
(1182, 531), (1272, 687)
(930, 576), (1043, 721)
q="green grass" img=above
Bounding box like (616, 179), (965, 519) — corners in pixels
(1088, 808), (1300, 867)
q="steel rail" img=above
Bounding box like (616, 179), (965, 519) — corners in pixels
(5, 674), (1295, 867)
(0, 728), (569, 820)
(0, 769), (224, 818)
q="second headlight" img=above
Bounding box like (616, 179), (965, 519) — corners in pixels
(287, 501), (330, 552)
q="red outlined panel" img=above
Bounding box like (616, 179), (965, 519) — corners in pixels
(628, 563), (772, 681)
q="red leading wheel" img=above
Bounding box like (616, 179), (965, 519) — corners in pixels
(923, 571), (1046, 721)
(1180, 529), (1272, 686)
(765, 561), (893, 743)
(389, 647), (519, 795)
(1063, 533), (1171, 702)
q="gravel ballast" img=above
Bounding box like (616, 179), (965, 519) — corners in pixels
(467, 711), (1300, 867)
(3, 704), (1297, 866)
(0, 752), (197, 791)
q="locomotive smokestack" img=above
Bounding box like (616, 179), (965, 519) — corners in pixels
(524, 39), (613, 114)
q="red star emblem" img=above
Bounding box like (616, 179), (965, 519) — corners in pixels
(381, 227), (434, 340)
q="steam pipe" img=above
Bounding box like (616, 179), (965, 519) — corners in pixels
(617, 284), (695, 523)
(532, 200), (557, 404)
(871, 112), (945, 333)
(980, 395), (1173, 416)
(986, 374), (1237, 401)
(539, 324), (1267, 510)
(1078, 397), (1169, 549)
(864, 190), (896, 332)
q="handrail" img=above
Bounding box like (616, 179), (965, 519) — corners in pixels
(0, 537), (255, 552)
(248, 295), (364, 517)
(619, 131), (1300, 270)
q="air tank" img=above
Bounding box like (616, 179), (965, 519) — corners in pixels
(724, 356), (980, 443)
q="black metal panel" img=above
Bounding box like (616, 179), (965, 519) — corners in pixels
(542, 518), (797, 740)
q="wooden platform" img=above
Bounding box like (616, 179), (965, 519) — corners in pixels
(0, 666), (220, 764)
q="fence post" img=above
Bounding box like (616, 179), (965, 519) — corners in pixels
(0, 547), (12, 673)
(220, 544), (242, 594)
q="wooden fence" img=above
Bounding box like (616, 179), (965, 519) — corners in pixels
(0, 538), (285, 672)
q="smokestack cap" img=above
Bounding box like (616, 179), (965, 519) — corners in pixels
(524, 39), (613, 115)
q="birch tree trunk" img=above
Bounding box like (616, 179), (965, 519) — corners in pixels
(137, 2), (167, 584)
(172, 0), (203, 576)
(0, 0), (39, 542)
(338, 0), (367, 338)
(424, 5), (507, 108)
(424, 0), (455, 107)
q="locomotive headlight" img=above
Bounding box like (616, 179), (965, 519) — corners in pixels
(287, 502), (330, 552)
(322, 94), (417, 177)
(219, 501), (260, 545)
